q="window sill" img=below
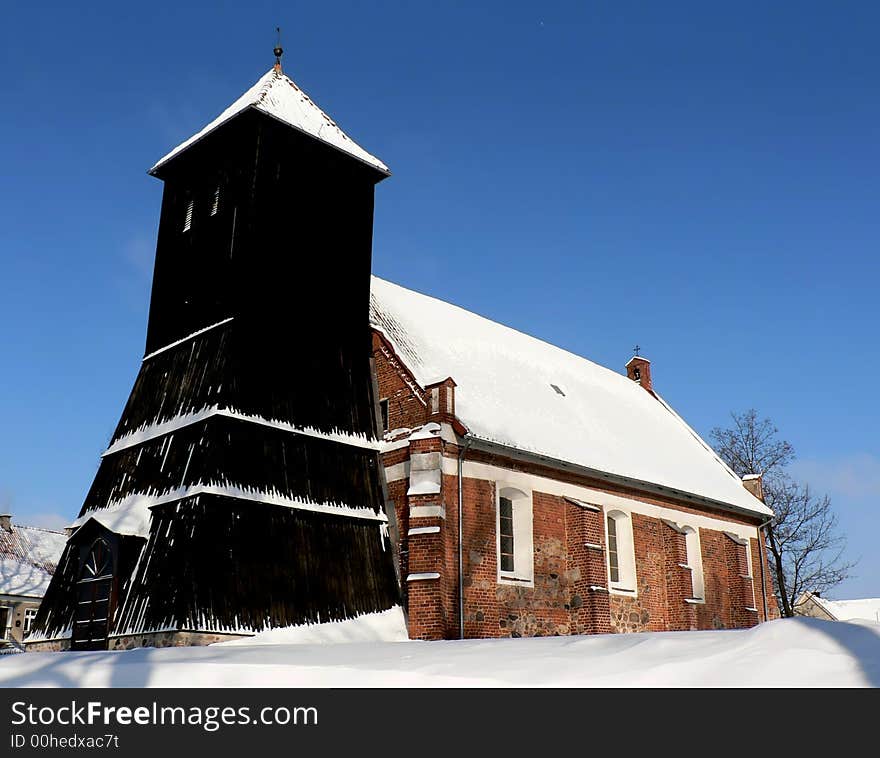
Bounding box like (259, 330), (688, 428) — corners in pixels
(609, 586), (637, 597)
(406, 572), (440, 582)
(498, 574), (534, 587)
(684, 597), (705, 604)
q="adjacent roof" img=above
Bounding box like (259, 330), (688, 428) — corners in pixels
(150, 67), (389, 175)
(0, 523), (67, 598)
(812, 595), (880, 623)
(369, 276), (771, 518)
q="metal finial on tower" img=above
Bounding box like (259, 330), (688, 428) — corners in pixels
(633, 344), (641, 357)
(273, 27), (284, 72)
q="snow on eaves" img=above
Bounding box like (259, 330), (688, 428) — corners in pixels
(369, 276), (771, 518)
(71, 486), (387, 539)
(104, 406), (379, 457)
(150, 68), (389, 175)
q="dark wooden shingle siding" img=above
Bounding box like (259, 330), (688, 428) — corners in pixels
(84, 415), (385, 516)
(112, 320), (378, 444)
(114, 494), (399, 634)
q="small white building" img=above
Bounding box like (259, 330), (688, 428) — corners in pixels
(0, 515), (67, 649)
(795, 590), (880, 623)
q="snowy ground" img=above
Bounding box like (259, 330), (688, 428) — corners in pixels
(2, 610), (878, 687)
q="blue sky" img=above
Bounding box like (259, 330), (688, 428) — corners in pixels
(1, 1), (877, 598)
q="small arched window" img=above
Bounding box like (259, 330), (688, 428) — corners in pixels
(606, 510), (637, 593)
(682, 526), (704, 601)
(497, 486), (533, 584)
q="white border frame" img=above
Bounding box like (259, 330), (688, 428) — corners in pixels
(682, 526), (705, 602)
(496, 484), (534, 587)
(605, 510), (638, 596)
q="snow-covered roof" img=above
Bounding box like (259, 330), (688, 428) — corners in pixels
(813, 596), (880, 623)
(369, 276), (771, 518)
(0, 523), (67, 598)
(150, 67), (389, 175)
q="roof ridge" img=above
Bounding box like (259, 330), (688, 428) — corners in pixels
(251, 69), (281, 108)
(150, 68), (388, 175)
(370, 275), (637, 389)
(652, 392), (756, 489)
(272, 71), (345, 138)
(8, 523), (66, 535)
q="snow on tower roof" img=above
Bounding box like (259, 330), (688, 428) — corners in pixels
(0, 522), (68, 598)
(150, 68), (389, 175)
(369, 277), (772, 518)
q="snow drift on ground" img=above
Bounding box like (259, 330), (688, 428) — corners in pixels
(217, 608), (410, 646)
(2, 615), (879, 688)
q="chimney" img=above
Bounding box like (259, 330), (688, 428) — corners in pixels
(742, 473), (764, 501)
(0, 514), (12, 533)
(625, 354), (653, 393)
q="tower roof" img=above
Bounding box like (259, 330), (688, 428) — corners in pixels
(150, 68), (389, 176)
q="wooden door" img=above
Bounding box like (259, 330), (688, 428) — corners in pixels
(71, 538), (114, 651)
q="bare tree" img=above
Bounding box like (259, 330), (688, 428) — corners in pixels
(710, 409), (794, 480)
(710, 410), (854, 617)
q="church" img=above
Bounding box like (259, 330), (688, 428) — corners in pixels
(29, 52), (776, 650)
(371, 277), (779, 638)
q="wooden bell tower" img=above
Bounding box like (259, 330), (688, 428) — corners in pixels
(33, 55), (400, 650)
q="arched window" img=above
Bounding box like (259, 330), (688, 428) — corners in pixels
(497, 486), (533, 584)
(682, 527), (704, 601)
(606, 510), (637, 593)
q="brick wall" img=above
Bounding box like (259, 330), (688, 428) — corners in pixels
(752, 535), (781, 621)
(372, 332), (429, 432)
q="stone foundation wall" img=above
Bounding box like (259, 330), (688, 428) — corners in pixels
(108, 631), (248, 649)
(609, 595), (652, 633)
(25, 638), (71, 653)
(26, 630), (247, 652)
